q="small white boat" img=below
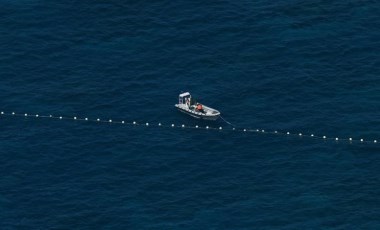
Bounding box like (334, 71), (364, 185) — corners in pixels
(175, 92), (220, 120)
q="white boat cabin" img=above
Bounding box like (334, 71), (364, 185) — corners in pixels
(178, 92), (191, 105)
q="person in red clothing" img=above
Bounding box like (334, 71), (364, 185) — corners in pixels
(196, 103), (205, 113)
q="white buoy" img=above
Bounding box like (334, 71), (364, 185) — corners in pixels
(349, 138), (352, 141)
(109, 119), (112, 123)
(274, 131), (278, 134)
(299, 133), (302, 136)
(311, 134), (314, 137)
(49, 115), (52, 117)
(133, 121), (137, 125)
(12, 112), (15, 115)
(374, 140), (377, 143)
(244, 129), (246, 132)
(1, 112), (3, 115)
(25, 113), (28, 117)
(287, 132), (290, 135)
(182, 124), (185, 128)
(233, 128), (235, 130)
(97, 118), (100, 122)
(219, 127), (222, 130)
(206, 126), (209, 129)
(195, 125), (198, 128)
(158, 123), (161, 126)
(171, 124), (174, 127)
(146, 122), (149, 126)
(74, 117), (77, 120)
(256, 129), (259, 132)
(323, 136), (326, 139)
(335, 137), (339, 141)
(85, 118), (88, 121)
(36, 114), (39, 117)
(59, 116), (62, 119)
(360, 139), (364, 142)
(262, 130), (265, 133)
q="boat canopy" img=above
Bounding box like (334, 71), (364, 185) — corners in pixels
(179, 92), (190, 98)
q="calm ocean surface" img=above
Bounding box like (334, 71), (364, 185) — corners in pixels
(1, 1), (380, 229)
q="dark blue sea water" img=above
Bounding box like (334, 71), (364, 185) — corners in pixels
(1, 1), (380, 229)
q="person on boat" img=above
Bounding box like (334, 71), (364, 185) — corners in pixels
(185, 98), (190, 108)
(196, 103), (205, 113)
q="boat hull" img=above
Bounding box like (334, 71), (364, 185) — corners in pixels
(175, 104), (220, 121)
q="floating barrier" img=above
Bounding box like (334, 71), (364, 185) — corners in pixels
(0, 111), (378, 144)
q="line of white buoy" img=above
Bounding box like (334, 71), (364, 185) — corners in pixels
(0, 111), (378, 144)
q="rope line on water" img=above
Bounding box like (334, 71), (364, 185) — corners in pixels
(0, 111), (378, 145)
(219, 115), (235, 127)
